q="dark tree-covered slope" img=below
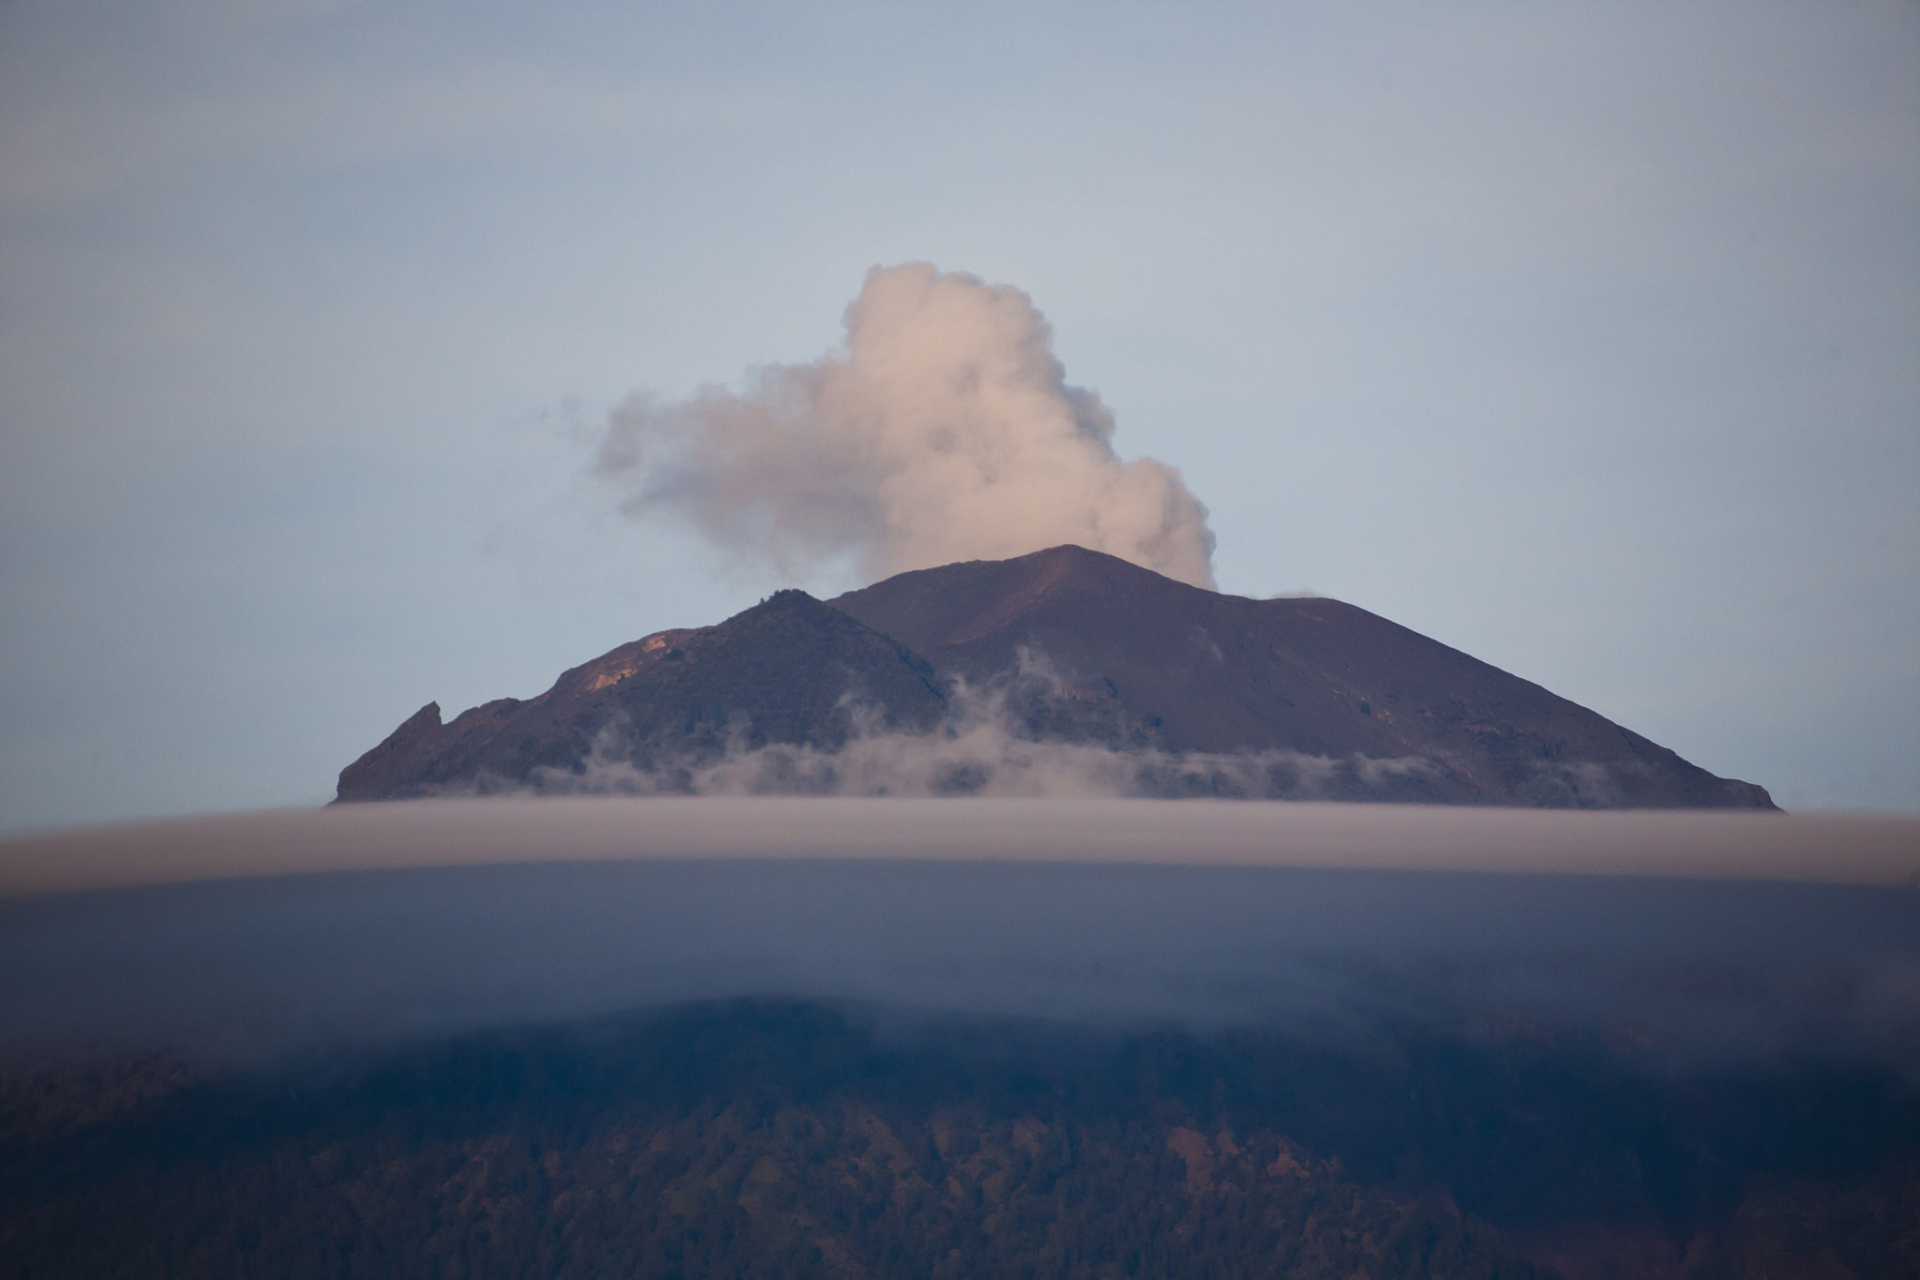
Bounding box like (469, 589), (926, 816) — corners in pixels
(6, 1001), (1914, 1280)
(831, 546), (1773, 808)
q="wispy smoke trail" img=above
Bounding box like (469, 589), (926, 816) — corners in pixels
(527, 652), (1436, 801)
(348, 647), (1707, 807)
(596, 263), (1217, 588)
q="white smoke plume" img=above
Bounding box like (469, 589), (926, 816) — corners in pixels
(528, 675), (1434, 803)
(597, 263), (1217, 588)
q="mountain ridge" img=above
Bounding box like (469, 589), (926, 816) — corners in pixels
(830, 546), (1772, 809)
(337, 545), (1773, 809)
(336, 590), (946, 802)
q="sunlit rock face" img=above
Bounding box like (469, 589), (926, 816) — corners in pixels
(338, 545), (1774, 808)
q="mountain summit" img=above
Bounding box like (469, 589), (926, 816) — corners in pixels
(338, 545), (1773, 808)
(830, 546), (1773, 808)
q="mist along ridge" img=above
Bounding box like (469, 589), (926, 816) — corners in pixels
(337, 545), (1774, 808)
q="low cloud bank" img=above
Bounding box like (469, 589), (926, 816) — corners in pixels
(596, 263), (1216, 588)
(5, 798), (1914, 898)
(2, 800), (1915, 1073)
(2, 859), (1914, 1076)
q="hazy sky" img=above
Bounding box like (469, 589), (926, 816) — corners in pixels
(2, 1), (1916, 829)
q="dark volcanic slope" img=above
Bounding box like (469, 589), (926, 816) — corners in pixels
(341, 545), (1771, 808)
(337, 590), (945, 802)
(831, 545), (1773, 809)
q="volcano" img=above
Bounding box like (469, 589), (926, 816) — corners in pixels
(337, 545), (1774, 808)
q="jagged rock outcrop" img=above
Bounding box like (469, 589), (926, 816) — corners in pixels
(336, 590), (945, 801)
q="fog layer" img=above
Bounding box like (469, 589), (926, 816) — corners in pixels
(4, 859), (1914, 1074)
(5, 798), (1914, 899)
(2, 799), (1914, 1070)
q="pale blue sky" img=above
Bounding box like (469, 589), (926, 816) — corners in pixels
(3, 1), (1916, 828)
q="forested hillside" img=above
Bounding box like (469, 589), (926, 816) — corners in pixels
(4, 1001), (1915, 1279)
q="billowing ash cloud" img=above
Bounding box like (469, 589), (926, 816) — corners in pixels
(597, 263), (1217, 588)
